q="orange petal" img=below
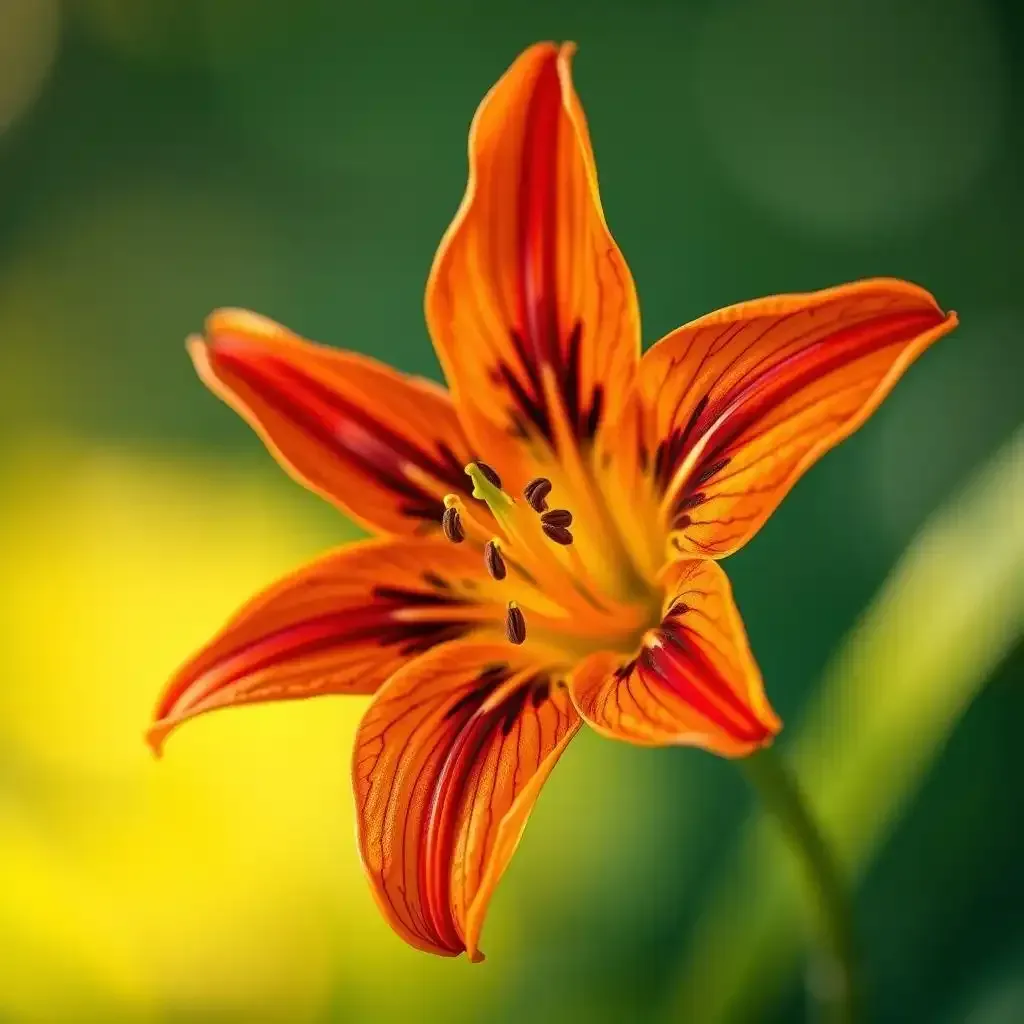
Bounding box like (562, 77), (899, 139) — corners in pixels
(425, 42), (640, 485)
(353, 640), (579, 959)
(639, 279), (958, 558)
(149, 538), (498, 754)
(569, 560), (779, 758)
(191, 309), (477, 536)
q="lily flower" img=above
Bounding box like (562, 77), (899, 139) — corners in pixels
(150, 42), (957, 961)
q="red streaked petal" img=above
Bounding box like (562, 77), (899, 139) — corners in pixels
(569, 560), (779, 758)
(426, 42), (640, 488)
(192, 309), (477, 536)
(149, 538), (496, 754)
(353, 641), (579, 959)
(639, 279), (958, 557)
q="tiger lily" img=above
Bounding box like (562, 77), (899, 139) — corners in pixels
(150, 41), (957, 961)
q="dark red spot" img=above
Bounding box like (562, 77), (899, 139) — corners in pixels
(530, 678), (551, 707)
(695, 457), (732, 487)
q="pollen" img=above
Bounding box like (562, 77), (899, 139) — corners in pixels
(442, 505), (465, 543)
(542, 523), (573, 545)
(540, 508), (572, 528)
(505, 601), (527, 645)
(523, 477), (552, 511)
(484, 539), (507, 581)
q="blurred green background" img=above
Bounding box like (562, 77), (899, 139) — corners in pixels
(1, 0), (1021, 1021)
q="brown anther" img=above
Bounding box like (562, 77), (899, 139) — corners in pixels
(523, 477), (552, 511)
(484, 539), (507, 581)
(540, 508), (572, 528)
(542, 523), (573, 546)
(441, 505), (464, 543)
(476, 462), (502, 489)
(505, 602), (526, 645)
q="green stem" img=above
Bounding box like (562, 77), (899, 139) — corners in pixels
(741, 747), (859, 1024)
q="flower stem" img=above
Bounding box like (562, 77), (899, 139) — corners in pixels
(741, 746), (859, 1024)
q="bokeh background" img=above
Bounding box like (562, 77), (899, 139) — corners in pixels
(1, 1), (1022, 1021)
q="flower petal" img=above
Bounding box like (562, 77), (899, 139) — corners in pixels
(192, 309), (477, 536)
(425, 42), (640, 484)
(639, 279), (958, 557)
(149, 538), (499, 754)
(353, 640), (579, 959)
(569, 560), (779, 758)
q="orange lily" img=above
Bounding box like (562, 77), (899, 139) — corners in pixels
(150, 42), (957, 961)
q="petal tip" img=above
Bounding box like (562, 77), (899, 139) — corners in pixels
(185, 333), (207, 359)
(526, 39), (560, 57)
(742, 712), (783, 757)
(145, 721), (169, 759)
(202, 309), (288, 361)
(186, 334), (219, 389)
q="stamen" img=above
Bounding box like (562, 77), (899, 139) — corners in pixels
(542, 523), (573, 546)
(465, 462), (568, 594)
(484, 539), (507, 581)
(540, 508), (573, 528)
(466, 462), (611, 621)
(505, 601), (527, 645)
(444, 491), (501, 548)
(476, 462), (502, 489)
(523, 477), (552, 511)
(441, 505), (464, 543)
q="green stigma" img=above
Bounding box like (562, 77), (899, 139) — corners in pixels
(465, 462), (515, 520)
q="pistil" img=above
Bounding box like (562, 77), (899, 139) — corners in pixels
(463, 462), (654, 647)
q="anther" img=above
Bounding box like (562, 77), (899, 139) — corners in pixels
(542, 523), (573, 546)
(523, 477), (552, 512)
(476, 462), (502, 489)
(540, 508), (572, 528)
(441, 505), (464, 543)
(484, 539), (507, 581)
(505, 601), (527, 645)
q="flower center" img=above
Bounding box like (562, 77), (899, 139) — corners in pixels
(442, 461), (661, 658)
